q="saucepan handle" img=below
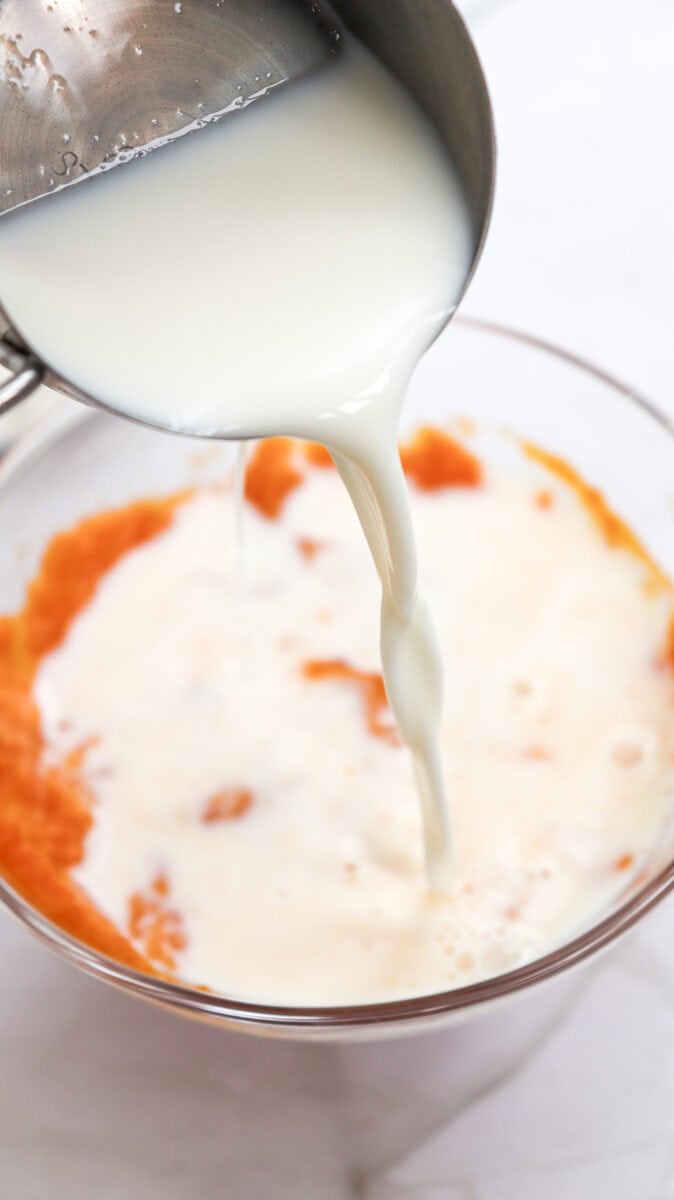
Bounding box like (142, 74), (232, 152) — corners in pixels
(0, 337), (44, 414)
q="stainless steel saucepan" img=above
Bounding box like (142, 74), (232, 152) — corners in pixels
(0, 0), (495, 428)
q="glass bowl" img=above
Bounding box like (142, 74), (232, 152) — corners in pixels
(0, 317), (672, 1041)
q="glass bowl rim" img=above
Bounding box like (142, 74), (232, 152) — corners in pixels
(0, 314), (672, 1032)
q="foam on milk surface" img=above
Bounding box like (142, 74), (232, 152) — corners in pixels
(0, 38), (474, 885)
(34, 442), (674, 1003)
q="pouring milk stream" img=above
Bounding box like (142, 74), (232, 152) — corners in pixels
(0, 40), (475, 887)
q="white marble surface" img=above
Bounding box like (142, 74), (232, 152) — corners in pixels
(2, 1), (674, 1196)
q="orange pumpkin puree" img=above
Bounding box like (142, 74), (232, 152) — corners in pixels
(244, 437), (304, 519)
(400, 427), (482, 491)
(0, 495), (185, 975)
(0, 429), (668, 980)
(523, 442), (668, 592)
(202, 788), (254, 823)
(127, 872), (187, 971)
(296, 536), (325, 562)
(244, 428), (481, 521)
(615, 853), (635, 873)
(302, 659), (400, 747)
(535, 489), (554, 511)
(303, 442), (334, 470)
